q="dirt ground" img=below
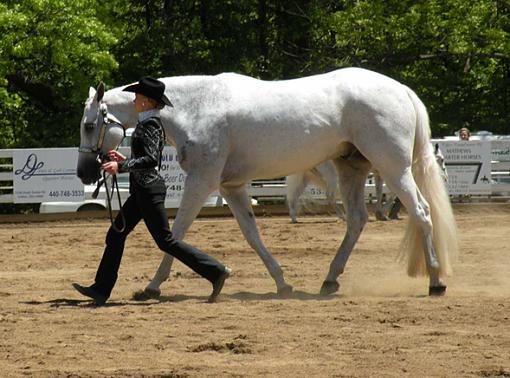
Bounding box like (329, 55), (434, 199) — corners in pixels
(1, 204), (509, 377)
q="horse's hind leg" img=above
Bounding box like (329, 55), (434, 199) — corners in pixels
(220, 184), (293, 295)
(384, 171), (445, 294)
(320, 156), (371, 295)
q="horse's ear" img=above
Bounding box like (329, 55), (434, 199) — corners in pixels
(88, 87), (96, 98)
(96, 82), (105, 102)
(434, 143), (439, 153)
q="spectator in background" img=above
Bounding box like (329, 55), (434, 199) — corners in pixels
(459, 127), (471, 141)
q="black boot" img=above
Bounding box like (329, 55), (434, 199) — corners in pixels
(72, 283), (108, 305)
(208, 267), (232, 303)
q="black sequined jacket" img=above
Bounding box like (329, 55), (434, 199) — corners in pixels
(118, 117), (166, 194)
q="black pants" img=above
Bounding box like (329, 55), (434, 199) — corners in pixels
(92, 189), (226, 298)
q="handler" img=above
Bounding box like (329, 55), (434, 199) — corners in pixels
(73, 76), (231, 305)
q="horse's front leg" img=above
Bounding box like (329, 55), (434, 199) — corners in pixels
(144, 172), (218, 298)
(220, 184), (293, 296)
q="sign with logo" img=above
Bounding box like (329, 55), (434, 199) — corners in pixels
(159, 146), (186, 207)
(435, 141), (491, 195)
(13, 148), (84, 203)
(490, 140), (510, 162)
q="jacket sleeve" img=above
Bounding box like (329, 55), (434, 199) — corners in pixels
(118, 120), (163, 173)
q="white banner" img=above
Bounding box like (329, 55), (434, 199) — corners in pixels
(160, 146), (187, 207)
(436, 140), (492, 195)
(13, 148), (84, 203)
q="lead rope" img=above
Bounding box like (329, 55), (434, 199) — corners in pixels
(102, 170), (126, 233)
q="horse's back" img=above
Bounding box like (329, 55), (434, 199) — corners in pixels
(219, 68), (414, 181)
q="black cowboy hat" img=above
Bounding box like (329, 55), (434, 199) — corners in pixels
(123, 76), (173, 107)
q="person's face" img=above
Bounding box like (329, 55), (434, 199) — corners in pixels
(133, 93), (154, 113)
(459, 130), (469, 141)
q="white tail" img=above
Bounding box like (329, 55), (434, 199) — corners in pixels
(400, 88), (458, 277)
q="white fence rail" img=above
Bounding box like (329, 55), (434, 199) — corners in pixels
(2, 142), (510, 207)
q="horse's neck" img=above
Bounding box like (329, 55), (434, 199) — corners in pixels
(160, 75), (228, 147)
(103, 89), (138, 128)
(103, 88), (180, 147)
(104, 75), (228, 147)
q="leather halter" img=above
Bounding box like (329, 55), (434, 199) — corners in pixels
(79, 102), (127, 233)
(78, 102), (126, 157)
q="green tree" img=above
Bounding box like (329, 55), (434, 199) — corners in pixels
(309, 0), (510, 135)
(0, 0), (118, 148)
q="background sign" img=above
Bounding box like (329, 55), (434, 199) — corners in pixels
(435, 140), (492, 195)
(160, 146), (187, 207)
(303, 185), (327, 199)
(490, 140), (510, 162)
(13, 148), (84, 203)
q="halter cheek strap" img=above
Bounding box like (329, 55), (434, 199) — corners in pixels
(78, 104), (126, 156)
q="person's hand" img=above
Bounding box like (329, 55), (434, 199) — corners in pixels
(107, 150), (126, 162)
(102, 161), (119, 176)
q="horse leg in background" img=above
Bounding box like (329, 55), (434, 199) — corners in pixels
(299, 162), (346, 221)
(315, 162), (346, 221)
(320, 155), (371, 295)
(286, 173), (307, 223)
(287, 164), (345, 223)
(388, 196), (403, 220)
(143, 172), (218, 298)
(373, 171), (389, 221)
(220, 183), (293, 295)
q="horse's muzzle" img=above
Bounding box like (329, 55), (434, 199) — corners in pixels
(77, 153), (101, 184)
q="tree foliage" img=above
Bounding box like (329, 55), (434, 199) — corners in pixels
(0, 0), (117, 147)
(0, 0), (509, 148)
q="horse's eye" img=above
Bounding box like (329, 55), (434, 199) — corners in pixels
(84, 122), (95, 130)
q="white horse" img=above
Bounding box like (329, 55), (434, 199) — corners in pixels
(287, 143), (449, 223)
(77, 67), (458, 297)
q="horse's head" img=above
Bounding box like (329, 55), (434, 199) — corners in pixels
(77, 82), (126, 184)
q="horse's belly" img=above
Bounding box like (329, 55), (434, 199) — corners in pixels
(221, 135), (350, 184)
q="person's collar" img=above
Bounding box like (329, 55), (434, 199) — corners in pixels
(138, 109), (160, 122)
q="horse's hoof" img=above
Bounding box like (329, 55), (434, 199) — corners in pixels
(277, 284), (293, 297)
(429, 285), (447, 296)
(375, 211), (389, 221)
(144, 287), (162, 299)
(132, 287), (161, 301)
(320, 280), (340, 296)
